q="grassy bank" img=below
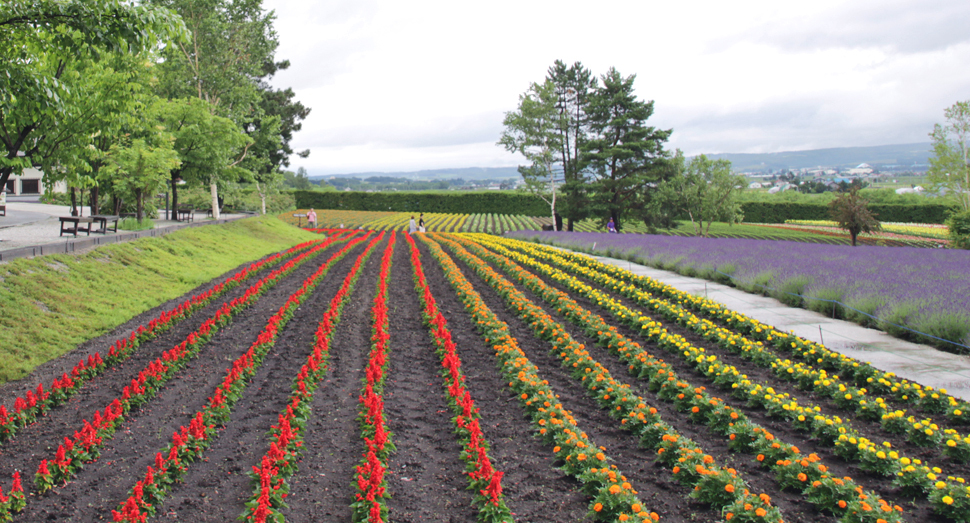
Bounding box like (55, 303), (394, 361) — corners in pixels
(0, 215), (319, 384)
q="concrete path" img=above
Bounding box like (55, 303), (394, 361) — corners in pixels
(591, 254), (970, 400)
(0, 202), (253, 260)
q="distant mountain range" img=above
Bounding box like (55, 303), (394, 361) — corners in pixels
(308, 143), (934, 181)
(705, 142), (933, 172)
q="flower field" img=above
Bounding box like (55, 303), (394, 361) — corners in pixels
(280, 209), (542, 234)
(511, 231), (970, 352)
(1, 229), (968, 523)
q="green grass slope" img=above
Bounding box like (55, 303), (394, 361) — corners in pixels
(0, 215), (318, 384)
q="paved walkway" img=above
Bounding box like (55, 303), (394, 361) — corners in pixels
(0, 201), (251, 260)
(591, 254), (970, 400)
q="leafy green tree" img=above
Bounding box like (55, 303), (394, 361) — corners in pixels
(0, 0), (186, 190)
(652, 154), (745, 236)
(148, 0), (279, 218)
(245, 60), (311, 214)
(498, 80), (562, 229)
(157, 98), (252, 216)
(582, 68), (671, 231)
(928, 101), (970, 211)
(829, 187), (881, 246)
(547, 60), (597, 230)
(106, 138), (181, 221)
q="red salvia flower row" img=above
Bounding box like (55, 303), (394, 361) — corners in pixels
(24, 233), (352, 510)
(111, 233), (373, 523)
(242, 232), (386, 523)
(351, 233), (396, 523)
(0, 240), (322, 447)
(403, 234), (513, 522)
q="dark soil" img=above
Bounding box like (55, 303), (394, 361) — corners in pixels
(0, 232), (952, 523)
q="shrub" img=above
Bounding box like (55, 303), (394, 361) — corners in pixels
(946, 209), (970, 249)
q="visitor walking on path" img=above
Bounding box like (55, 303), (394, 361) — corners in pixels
(307, 208), (317, 228)
(408, 215), (417, 233)
(607, 217), (617, 233)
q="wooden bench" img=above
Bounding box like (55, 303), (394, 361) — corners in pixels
(60, 216), (94, 237)
(176, 206), (195, 222)
(91, 215), (120, 234)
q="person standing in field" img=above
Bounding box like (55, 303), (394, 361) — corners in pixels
(409, 215), (417, 233)
(307, 208), (317, 228)
(607, 217), (617, 233)
(418, 213), (425, 232)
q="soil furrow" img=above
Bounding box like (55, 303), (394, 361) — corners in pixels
(415, 238), (591, 522)
(152, 240), (367, 522)
(383, 239), (478, 522)
(282, 237), (386, 521)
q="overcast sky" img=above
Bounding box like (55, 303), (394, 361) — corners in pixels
(263, 0), (970, 175)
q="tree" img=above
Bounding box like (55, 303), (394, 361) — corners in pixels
(582, 68), (671, 231)
(928, 101), (970, 211)
(148, 0), (279, 218)
(652, 154), (745, 236)
(829, 187), (880, 246)
(0, 0), (186, 190)
(547, 60), (597, 230)
(157, 98), (252, 216)
(245, 60), (311, 214)
(106, 138), (181, 221)
(498, 80), (562, 229)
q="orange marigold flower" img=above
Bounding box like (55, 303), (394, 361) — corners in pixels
(755, 508), (767, 517)
(838, 500), (847, 509)
(593, 503), (603, 512)
(725, 484), (735, 493)
(618, 515), (629, 522)
(798, 473), (807, 482)
(725, 513), (734, 521)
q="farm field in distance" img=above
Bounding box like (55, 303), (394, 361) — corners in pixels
(1, 228), (968, 523)
(278, 209), (948, 247)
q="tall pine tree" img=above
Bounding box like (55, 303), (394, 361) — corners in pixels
(582, 68), (671, 231)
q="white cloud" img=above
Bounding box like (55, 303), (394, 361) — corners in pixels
(263, 0), (970, 172)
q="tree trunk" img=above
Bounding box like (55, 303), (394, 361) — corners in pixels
(0, 169), (10, 193)
(170, 172), (180, 219)
(210, 182), (220, 220)
(136, 188), (144, 222)
(90, 187), (100, 216)
(70, 188), (79, 216)
(255, 180), (267, 215)
(850, 230), (858, 246)
(567, 218), (574, 232)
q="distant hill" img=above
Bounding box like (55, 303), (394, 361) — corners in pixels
(310, 166), (521, 182)
(705, 143), (933, 172)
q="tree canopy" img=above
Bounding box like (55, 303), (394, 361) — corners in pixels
(652, 154), (744, 236)
(928, 101), (970, 211)
(0, 0), (187, 188)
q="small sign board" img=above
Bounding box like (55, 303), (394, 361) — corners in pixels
(292, 213), (307, 227)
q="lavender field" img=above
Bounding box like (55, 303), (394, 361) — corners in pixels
(510, 231), (970, 351)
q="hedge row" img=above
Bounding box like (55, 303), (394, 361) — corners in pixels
(294, 190), (551, 216)
(741, 201), (956, 224)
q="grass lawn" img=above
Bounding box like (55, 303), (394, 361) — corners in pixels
(0, 215), (319, 384)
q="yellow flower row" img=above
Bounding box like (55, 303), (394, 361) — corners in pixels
(460, 233), (934, 519)
(498, 237), (970, 464)
(478, 237), (970, 508)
